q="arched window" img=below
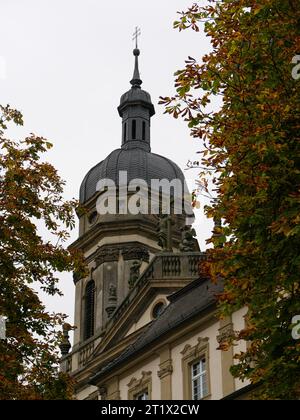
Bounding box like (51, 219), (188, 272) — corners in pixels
(132, 120), (136, 140)
(84, 280), (95, 340)
(142, 121), (146, 141)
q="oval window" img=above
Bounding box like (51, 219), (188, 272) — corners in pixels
(152, 302), (166, 319)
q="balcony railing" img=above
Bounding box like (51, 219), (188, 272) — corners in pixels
(108, 252), (205, 326)
(78, 340), (95, 369)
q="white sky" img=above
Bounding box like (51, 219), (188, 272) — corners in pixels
(0, 0), (215, 324)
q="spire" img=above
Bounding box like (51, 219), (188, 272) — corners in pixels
(130, 27), (142, 88)
(130, 48), (142, 88)
(117, 27), (155, 152)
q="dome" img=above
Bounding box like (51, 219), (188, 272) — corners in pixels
(79, 46), (188, 205)
(120, 88), (152, 106)
(79, 147), (186, 204)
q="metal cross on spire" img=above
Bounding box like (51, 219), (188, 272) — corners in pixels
(132, 26), (141, 49)
(130, 26), (142, 88)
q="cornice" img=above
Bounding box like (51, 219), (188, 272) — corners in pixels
(69, 215), (183, 254)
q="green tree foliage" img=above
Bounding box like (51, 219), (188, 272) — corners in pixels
(0, 105), (85, 399)
(160, 0), (300, 399)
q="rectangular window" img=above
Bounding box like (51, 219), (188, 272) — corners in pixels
(191, 358), (208, 400)
(84, 280), (95, 340)
(142, 121), (146, 141)
(132, 120), (136, 140)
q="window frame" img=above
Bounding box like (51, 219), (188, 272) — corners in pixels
(83, 279), (95, 341)
(135, 390), (149, 400)
(151, 300), (166, 320)
(132, 119), (137, 140)
(191, 357), (208, 400)
(181, 337), (210, 400)
(150, 298), (168, 321)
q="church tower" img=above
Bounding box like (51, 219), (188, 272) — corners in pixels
(59, 36), (250, 403)
(67, 41), (198, 374)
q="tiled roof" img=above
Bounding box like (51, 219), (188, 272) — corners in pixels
(90, 277), (223, 384)
(79, 148), (186, 203)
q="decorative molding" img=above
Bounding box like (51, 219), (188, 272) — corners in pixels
(127, 371), (152, 400)
(180, 344), (192, 356)
(93, 244), (150, 267)
(127, 377), (138, 388)
(217, 323), (234, 345)
(218, 317), (235, 397)
(127, 371), (151, 388)
(129, 260), (142, 290)
(106, 284), (118, 319)
(96, 247), (120, 266)
(158, 359), (173, 379)
(158, 346), (173, 399)
(181, 337), (209, 356)
(122, 246), (149, 262)
(197, 336), (209, 347)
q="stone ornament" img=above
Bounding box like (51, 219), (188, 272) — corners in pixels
(106, 284), (118, 319)
(179, 225), (196, 252)
(129, 260), (142, 289)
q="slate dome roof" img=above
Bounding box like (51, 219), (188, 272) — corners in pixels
(79, 46), (187, 204)
(120, 88), (152, 107)
(79, 147), (186, 204)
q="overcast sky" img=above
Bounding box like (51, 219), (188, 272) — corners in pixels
(0, 0), (215, 325)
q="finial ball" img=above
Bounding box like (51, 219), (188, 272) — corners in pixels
(133, 48), (140, 57)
